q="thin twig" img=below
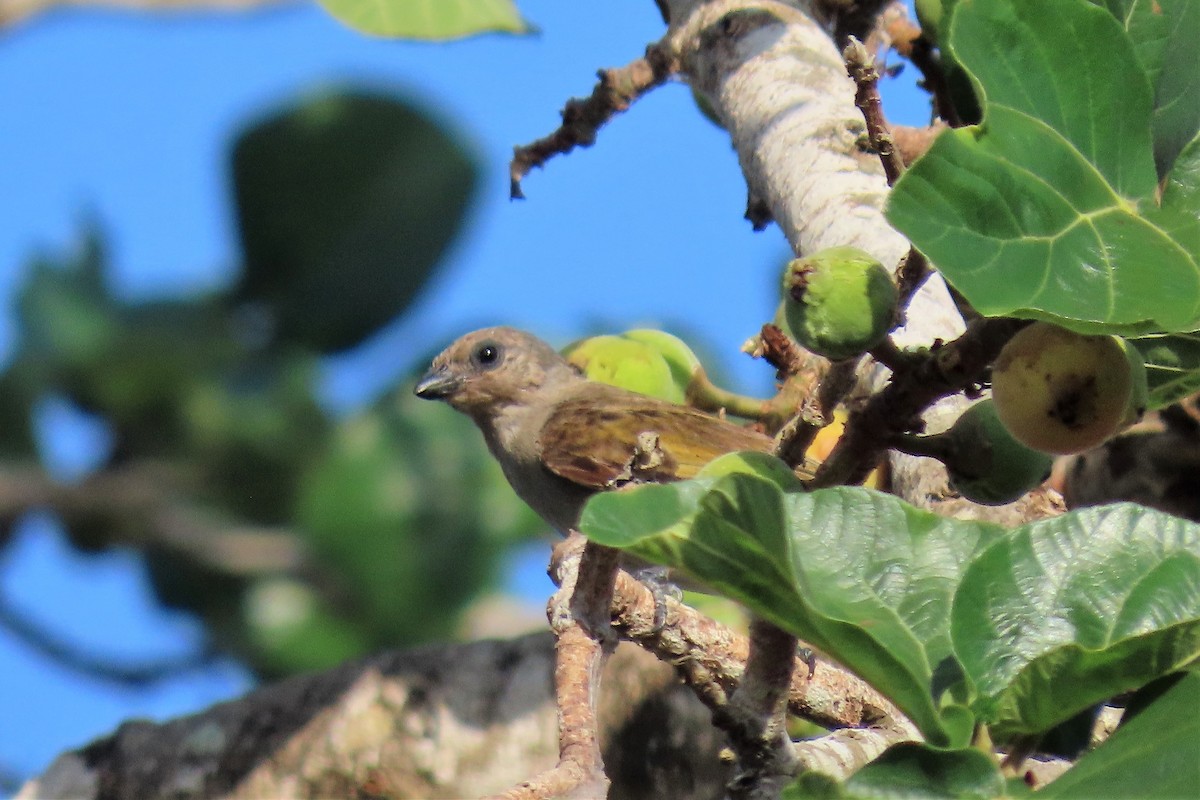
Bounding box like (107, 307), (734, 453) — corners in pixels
(0, 590), (219, 687)
(844, 36), (905, 186)
(758, 324), (807, 379)
(510, 42), (678, 199)
(722, 620), (799, 798)
(811, 317), (1029, 487)
(608, 570), (903, 731)
(492, 534), (619, 800)
(890, 245), (934, 331)
(908, 36), (963, 127)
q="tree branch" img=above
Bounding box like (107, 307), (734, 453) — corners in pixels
(510, 43), (679, 199)
(0, 589), (219, 687)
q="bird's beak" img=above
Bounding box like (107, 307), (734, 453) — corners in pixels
(414, 366), (461, 399)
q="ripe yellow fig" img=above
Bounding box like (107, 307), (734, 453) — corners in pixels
(943, 399), (1053, 505)
(779, 246), (897, 361)
(991, 323), (1133, 455)
(563, 329), (701, 403)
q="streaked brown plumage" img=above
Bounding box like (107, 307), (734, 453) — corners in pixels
(414, 326), (785, 532)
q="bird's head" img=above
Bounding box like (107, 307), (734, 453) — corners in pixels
(414, 327), (580, 417)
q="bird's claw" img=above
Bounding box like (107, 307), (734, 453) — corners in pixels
(631, 565), (682, 631)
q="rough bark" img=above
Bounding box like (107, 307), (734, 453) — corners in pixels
(20, 635), (731, 800)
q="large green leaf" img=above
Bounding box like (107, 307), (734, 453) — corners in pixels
(316, 0), (528, 40)
(952, 504), (1200, 737)
(584, 461), (1200, 744)
(887, 0), (1200, 334)
(1038, 672), (1200, 798)
(1091, 0), (1200, 175)
(841, 743), (1005, 799)
(232, 90), (478, 353)
(582, 466), (998, 747)
(1129, 331), (1200, 408)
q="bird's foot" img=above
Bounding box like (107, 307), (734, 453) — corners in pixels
(630, 565), (682, 631)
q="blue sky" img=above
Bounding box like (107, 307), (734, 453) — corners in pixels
(0, 1), (926, 788)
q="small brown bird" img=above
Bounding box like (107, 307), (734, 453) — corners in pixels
(414, 326), (787, 532)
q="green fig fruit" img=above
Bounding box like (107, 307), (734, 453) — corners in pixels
(991, 323), (1132, 455)
(622, 328), (703, 392)
(563, 331), (700, 403)
(779, 246), (897, 361)
(1118, 337), (1150, 426)
(944, 399), (1053, 505)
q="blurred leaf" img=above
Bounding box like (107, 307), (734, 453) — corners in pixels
(240, 576), (370, 677)
(232, 90), (479, 353)
(1128, 331), (1200, 408)
(15, 230), (245, 455)
(294, 390), (542, 653)
(887, 0), (1200, 334)
(582, 473), (997, 747)
(841, 743), (1005, 799)
(183, 352), (329, 524)
(1038, 672), (1200, 798)
(0, 361), (39, 459)
(953, 504), (1200, 737)
(17, 232), (117, 372)
(317, 0), (529, 40)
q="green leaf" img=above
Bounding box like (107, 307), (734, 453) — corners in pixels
(316, 0), (528, 40)
(1038, 672), (1200, 798)
(582, 477), (1001, 746)
(240, 576), (371, 677)
(952, 504), (1200, 737)
(232, 90), (478, 353)
(1129, 331), (1200, 408)
(295, 391), (541, 648)
(1091, 0), (1200, 176)
(887, 0), (1200, 334)
(841, 743), (1005, 800)
(0, 361), (40, 459)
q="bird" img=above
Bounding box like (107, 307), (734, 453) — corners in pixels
(413, 326), (802, 534)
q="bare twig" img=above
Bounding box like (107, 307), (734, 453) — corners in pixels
(722, 620), (799, 799)
(492, 534), (620, 800)
(758, 324), (808, 379)
(608, 569), (905, 732)
(791, 725), (916, 780)
(812, 317), (1029, 487)
(908, 37), (963, 127)
(510, 43), (678, 199)
(0, 463), (306, 578)
(893, 247), (932, 320)
(0, 589), (219, 687)
(844, 36), (904, 186)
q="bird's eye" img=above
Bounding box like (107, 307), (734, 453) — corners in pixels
(472, 342), (503, 369)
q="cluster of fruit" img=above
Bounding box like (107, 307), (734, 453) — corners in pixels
(562, 246), (1148, 507)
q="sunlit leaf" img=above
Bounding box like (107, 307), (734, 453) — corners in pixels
(583, 473), (997, 747)
(317, 0), (528, 40)
(953, 504), (1200, 736)
(888, 0), (1200, 334)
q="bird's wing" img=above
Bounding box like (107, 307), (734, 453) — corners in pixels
(536, 392), (775, 489)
